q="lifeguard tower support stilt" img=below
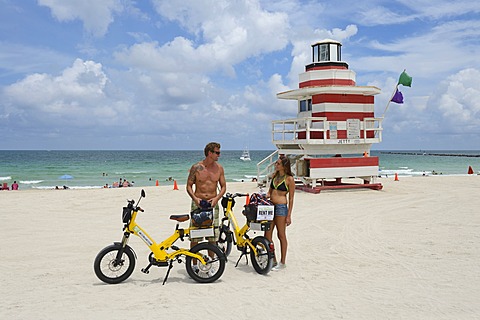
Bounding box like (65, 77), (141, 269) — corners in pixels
(258, 39), (383, 193)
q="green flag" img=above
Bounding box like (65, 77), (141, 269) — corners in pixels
(398, 70), (412, 87)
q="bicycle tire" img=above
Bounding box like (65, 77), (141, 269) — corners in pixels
(217, 224), (233, 257)
(94, 244), (136, 284)
(185, 242), (226, 283)
(250, 236), (273, 274)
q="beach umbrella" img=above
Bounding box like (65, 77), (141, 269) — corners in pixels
(59, 174), (74, 180)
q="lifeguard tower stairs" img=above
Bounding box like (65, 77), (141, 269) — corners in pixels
(257, 39), (383, 193)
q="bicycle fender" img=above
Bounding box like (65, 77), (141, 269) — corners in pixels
(113, 242), (137, 260)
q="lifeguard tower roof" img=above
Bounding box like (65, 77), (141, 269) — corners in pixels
(311, 39), (341, 46)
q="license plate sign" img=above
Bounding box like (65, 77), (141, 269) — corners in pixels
(190, 227), (214, 239)
(257, 205), (274, 221)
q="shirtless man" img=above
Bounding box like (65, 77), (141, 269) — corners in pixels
(186, 142), (226, 246)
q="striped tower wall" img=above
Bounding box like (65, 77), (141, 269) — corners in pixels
(296, 67), (376, 140)
(306, 156), (379, 180)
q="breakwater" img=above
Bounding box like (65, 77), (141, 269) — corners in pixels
(380, 151), (480, 158)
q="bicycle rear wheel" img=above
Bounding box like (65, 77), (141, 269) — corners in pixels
(250, 236), (273, 274)
(186, 242), (226, 283)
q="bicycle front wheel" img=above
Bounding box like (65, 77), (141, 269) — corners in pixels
(94, 244), (136, 284)
(186, 242), (226, 283)
(250, 236), (273, 274)
(217, 224), (233, 257)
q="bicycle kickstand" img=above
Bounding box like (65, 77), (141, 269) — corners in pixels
(162, 260), (174, 285)
(234, 248), (249, 268)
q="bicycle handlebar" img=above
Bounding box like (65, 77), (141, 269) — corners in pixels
(225, 192), (249, 198)
(126, 199), (144, 212)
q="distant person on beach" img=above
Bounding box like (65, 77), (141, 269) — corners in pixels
(186, 142), (226, 250)
(265, 155), (295, 271)
(11, 181), (19, 190)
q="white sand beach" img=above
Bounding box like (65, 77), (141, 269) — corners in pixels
(1, 176), (480, 319)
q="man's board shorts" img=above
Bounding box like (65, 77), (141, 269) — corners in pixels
(190, 200), (220, 242)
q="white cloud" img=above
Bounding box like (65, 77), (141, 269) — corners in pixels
(3, 59), (123, 128)
(432, 68), (480, 133)
(148, 0), (289, 76)
(37, 0), (124, 37)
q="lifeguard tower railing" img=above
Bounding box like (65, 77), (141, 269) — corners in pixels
(256, 116), (383, 186)
(271, 116), (383, 146)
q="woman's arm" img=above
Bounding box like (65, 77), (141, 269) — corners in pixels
(286, 176), (295, 226)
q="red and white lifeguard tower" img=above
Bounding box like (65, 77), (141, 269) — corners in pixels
(257, 39), (383, 193)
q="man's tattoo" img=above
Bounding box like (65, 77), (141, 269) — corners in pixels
(188, 163), (204, 182)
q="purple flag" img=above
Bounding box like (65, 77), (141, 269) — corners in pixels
(391, 89), (404, 104)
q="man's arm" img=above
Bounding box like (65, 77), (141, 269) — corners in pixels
(210, 166), (226, 208)
(186, 164), (200, 206)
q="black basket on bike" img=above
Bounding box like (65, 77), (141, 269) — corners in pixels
(243, 204), (258, 222)
(190, 208), (214, 228)
(243, 193), (274, 222)
(122, 207), (132, 223)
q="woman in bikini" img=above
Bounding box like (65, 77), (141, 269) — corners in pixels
(265, 155), (295, 270)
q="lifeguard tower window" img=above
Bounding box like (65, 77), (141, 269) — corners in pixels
(319, 44), (329, 61)
(299, 99), (312, 112)
(312, 42), (342, 63)
(313, 44), (329, 62)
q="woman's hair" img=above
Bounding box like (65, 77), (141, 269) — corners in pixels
(275, 155), (293, 177)
(204, 142), (221, 157)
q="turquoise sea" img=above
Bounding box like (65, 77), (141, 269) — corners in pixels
(1, 150), (479, 190)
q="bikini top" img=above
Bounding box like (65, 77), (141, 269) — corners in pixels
(270, 175), (288, 192)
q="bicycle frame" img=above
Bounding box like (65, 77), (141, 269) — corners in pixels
(222, 194), (264, 255)
(123, 208), (209, 265)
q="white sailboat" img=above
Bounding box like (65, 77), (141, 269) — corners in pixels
(240, 147), (251, 161)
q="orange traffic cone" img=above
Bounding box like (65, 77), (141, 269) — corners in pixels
(394, 173), (399, 181)
(468, 166), (474, 175)
(155, 179), (159, 186)
(173, 180), (179, 190)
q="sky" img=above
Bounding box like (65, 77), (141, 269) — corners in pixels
(1, 0), (479, 151)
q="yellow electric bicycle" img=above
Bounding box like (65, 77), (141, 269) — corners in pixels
(217, 192), (274, 274)
(93, 190), (226, 285)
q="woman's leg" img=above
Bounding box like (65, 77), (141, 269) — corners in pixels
(275, 216), (288, 264)
(265, 222), (277, 262)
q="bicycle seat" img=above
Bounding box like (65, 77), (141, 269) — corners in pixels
(169, 214), (190, 222)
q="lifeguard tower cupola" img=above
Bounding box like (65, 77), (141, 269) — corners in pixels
(257, 39), (383, 193)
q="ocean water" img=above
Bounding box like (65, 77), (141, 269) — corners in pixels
(0, 150), (479, 190)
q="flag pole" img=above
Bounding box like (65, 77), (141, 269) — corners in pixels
(381, 83), (399, 118)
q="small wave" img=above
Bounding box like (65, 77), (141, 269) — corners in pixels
(114, 171), (148, 175)
(0, 176), (12, 181)
(379, 169), (433, 177)
(20, 180), (44, 184)
(33, 185), (103, 190)
(244, 175), (265, 179)
(379, 169), (413, 175)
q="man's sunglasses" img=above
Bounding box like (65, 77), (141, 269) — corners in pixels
(212, 151), (221, 155)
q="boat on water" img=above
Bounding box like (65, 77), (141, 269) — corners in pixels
(240, 148), (251, 161)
